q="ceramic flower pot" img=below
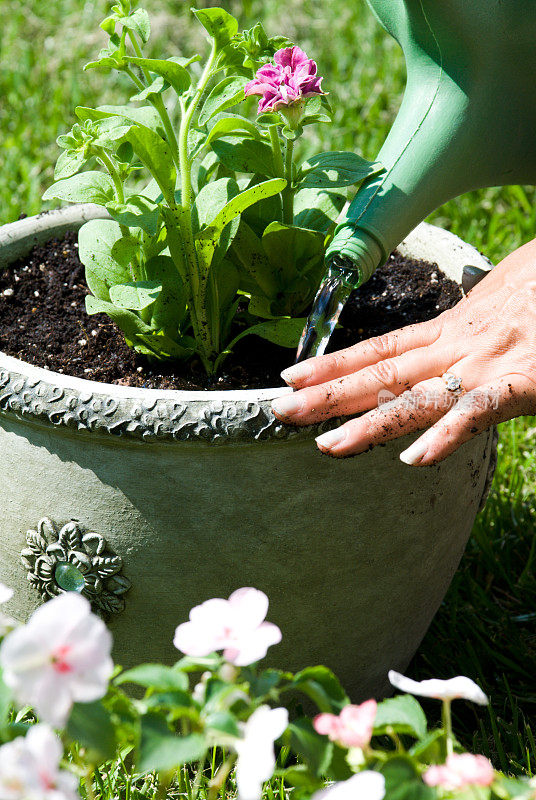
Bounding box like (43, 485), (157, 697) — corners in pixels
(0, 205), (496, 699)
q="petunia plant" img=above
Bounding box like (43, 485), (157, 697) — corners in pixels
(43, 2), (383, 376)
(0, 582), (534, 800)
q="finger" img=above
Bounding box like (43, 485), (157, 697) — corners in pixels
(314, 377), (451, 457)
(272, 344), (456, 425)
(398, 375), (534, 466)
(281, 318), (443, 389)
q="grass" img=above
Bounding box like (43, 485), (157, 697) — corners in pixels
(0, 0), (535, 782)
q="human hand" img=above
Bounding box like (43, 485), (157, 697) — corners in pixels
(271, 239), (536, 465)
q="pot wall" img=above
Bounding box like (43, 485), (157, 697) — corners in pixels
(0, 207), (496, 699)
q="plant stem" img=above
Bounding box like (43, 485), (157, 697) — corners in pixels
(97, 149), (125, 203)
(174, 43), (218, 371)
(178, 43), (217, 210)
(269, 125), (284, 177)
(127, 31), (181, 171)
(282, 137), (295, 224)
(85, 768), (96, 800)
(442, 699), (454, 757)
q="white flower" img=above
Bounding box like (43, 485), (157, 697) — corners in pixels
(174, 588), (282, 667)
(388, 671), (488, 705)
(0, 593), (113, 727)
(0, 583), (16, 637)
(312, 772), (386, 800)
(235, 706), (289, 800)
(0, 723), (79, 800)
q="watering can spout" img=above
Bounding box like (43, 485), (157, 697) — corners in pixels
(326, 0), (536, 286)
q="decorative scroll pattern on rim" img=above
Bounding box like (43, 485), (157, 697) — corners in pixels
(21, 518), (131, 618)
(0, 366), (335, 443)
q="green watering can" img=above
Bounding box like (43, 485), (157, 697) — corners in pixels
(325, 0), (536, 285)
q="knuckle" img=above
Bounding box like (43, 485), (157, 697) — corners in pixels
(366, 358), (401, 389)
(367, 333), (398, 360)
(323, 350), (349, 374)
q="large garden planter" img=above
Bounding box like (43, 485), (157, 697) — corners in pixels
(0, 205), (496, 700)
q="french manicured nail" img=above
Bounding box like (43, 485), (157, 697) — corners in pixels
(271, 394), (304, 418)
(315, 428), (346, 451)
(281, 362), (313, 386)
(399, 437), (429, 466)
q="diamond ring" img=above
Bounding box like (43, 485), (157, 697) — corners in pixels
(442, 372), (465, 395)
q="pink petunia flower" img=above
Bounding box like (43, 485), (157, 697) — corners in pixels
(423, 753), (495, 791)
(173, 588), (282, 667)
(245, 46), (324, 113)
(314, 700), (377, 749)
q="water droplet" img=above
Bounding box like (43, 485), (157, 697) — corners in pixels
(54, 562), (85, 593)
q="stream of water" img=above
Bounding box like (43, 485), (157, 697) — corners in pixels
(295, 259), (360, 364)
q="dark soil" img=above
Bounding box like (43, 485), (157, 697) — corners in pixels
(0, 232), (461, 390)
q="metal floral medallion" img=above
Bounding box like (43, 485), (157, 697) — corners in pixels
(21, 517), (131, 617)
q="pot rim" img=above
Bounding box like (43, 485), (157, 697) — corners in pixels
(0, 205), (492, 443)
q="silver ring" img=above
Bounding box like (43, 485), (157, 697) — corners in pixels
(442, 372), (465, 395)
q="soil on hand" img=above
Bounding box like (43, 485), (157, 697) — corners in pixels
(0, 232), (462, 390)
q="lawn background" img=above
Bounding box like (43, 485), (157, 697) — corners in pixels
(1, 0), (535, 775)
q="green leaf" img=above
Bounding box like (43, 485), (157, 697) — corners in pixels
(261, 221), (325, 288)
(292, 666), (349, 713)
(374, 695), (427, 740)
(136, 333), (194, 360)
(54, 149), (87, 180)
(192, 7), (238, 49)
(67, 701), (117, 764)
(145, 254), (187, 332)
(76, 105), (163, 134)
(230, 220), (278, 297)
(294, 188), (346, 233)
(212, 137), (275, 176)
(299, 151), (383, 189)
(381, 756), (434, 800)
(106, 195), (160, 236)
(204, 711), (240, 738)
(126, 57), (191, 95)
(118, 8), (151, 42)
(78, 219), (134, 300)
(116, 664), (189, 691)
(199, 178), (286, 236)
(43, 171), (114, 205)
(409, 729), (445, 763)
(85, 296), (154, 350)
(130, 77), (166, 103)
(199, 77), (247, 126)
(110, 281), (162, 311)
(175, 654), (222, 672)
(126, 126), (177, 206)
(205, 115), (262, 147)
(287, 718), (333, 777)
(139, 714), (206, 773)
(226, 317), (306, 355)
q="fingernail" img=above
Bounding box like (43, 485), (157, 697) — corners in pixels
(316, 428), (346, 450)
(271, 394), (304, 418)
(281, 362), (313, 386)
(399, 437), (429, 466)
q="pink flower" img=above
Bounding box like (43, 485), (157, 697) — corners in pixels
(245, 46), (324, 113)
(0, 724), (78, 800)
(173, 588), (282, 667)
(0, 593), (113, 727)
(423, 753), (495, 791)
(314, 700), (377, 749)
